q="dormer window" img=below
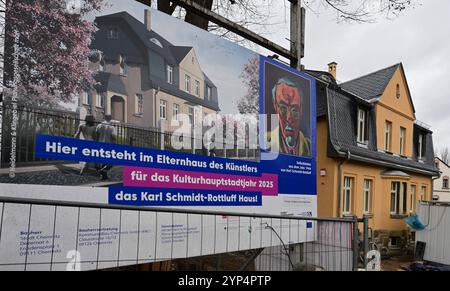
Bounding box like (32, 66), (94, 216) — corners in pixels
(107, 27), (118, 39)
(166, 65), (174, 84)
(206, 86), (212, 101)
(195, 80), (200, 97)
(150, 38), (163, 48)
(119, 54), (128, 76)
(385, 121), (392, 152)
(418, 133), (426, 160)
(185, 75), (191, 93)
(99, 53), (105, 72)
(400, 127), (406, 156)
(357, 108), (368, 145)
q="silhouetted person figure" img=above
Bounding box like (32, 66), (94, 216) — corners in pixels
(96, 114), (117, 180)
(74, 114), (97, 175)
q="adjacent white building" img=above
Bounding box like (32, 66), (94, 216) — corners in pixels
(433, 157), (450, 202)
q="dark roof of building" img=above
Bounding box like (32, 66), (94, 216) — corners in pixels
(203, 72), (216, 88)
(170, 46), (193, 63)
(326, 87), (438, 175)
(94, 12), (219, 111)
(305, 70), (338, 85)
(97, 12), (177, 63)
(94, 72), (127, 95)
(340, 64), (400, 100)
(304, 70), (337, 118)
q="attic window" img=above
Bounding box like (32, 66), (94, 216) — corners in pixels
(150, 38), (163, 48)
(418, 133), (426, 160)
(320, 75), (332, 83)
(357, 108), (369, 145)
(396, 84), (400, 99)
(107, 27), (118, 39)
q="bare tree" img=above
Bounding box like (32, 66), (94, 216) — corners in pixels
(139, 0), (418, 32)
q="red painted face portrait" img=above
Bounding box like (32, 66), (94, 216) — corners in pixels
(274, 81), (302, 154)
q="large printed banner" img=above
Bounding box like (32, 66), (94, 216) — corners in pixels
(0, 0), (316, 270)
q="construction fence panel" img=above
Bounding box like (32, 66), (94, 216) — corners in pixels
(416, 201), (450, 265)
(0, 197), (356, 271)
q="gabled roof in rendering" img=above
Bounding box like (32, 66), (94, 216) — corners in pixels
(341, 64), (400, 100)
(94, 72), (127, 95)
(94, 11), (219, 111)
(170, 46), (193, 63)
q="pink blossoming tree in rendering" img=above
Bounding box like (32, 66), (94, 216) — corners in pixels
(238, 56), (259, 115)
(3, 0), (105, 106)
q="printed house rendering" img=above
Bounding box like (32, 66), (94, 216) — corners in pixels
(80, 10), (220, 131)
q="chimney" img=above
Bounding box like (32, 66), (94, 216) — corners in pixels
(144, 9), (151, 31)
(328, 62), (338, 79)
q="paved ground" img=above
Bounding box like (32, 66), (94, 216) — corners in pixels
(381, 255), (414, 271)
(0, 163), (123, 186)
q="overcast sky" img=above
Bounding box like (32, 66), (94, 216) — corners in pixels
(97, 0), (450, 151)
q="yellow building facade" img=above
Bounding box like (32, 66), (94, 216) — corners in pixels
(309, 63), (438, 238)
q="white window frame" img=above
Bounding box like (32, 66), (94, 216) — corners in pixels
(99, 53), (105, 72)
(443, 178), (449, 189)
(390, 182), (398, 215)
(185, 75), (191, 93)
(135, 94), (143, 115)
(400, 127), (406, 156)
(107, 27), (118, 39)
(119, 54), (128, 76)
(400, 183), (407, 215)
(95, 91), (104, 108)
(343, 177), (353, 215)
(410, 185), (416, 213)
(391, 182), (407, 215)
(363, 179), (372, 214)
(83, 91), (92, 106)
(357, 108), (367, 144)
(385, 121), (392, 151)
(420, 186), (426, 201)
(167, 65), (174, 84)
(418, 134), (425, 160)
(206, 86), (212, 101)
(173, 103), (179, 121)
(188, 106), (194, 125)
(159, 99), (167, 120)
(195, 80), (200, 97)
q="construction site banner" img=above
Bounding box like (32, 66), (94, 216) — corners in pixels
(0, 0), (316, 270)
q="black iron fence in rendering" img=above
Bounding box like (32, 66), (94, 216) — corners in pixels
(0, 104), (258, 168)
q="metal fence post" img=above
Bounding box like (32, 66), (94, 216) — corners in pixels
(363, 215), (369, 270)
(352, 215), (359, 271)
